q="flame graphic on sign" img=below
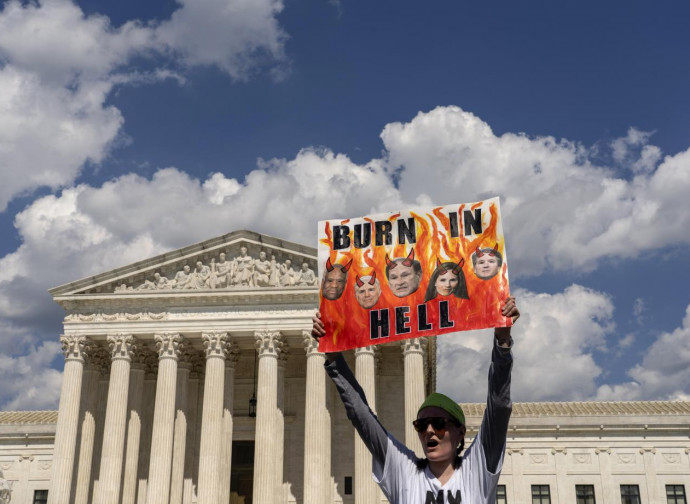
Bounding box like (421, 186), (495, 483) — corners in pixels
(318, 201), (510, 351)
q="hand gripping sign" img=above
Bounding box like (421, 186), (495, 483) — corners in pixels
(317, 197), (511, 352)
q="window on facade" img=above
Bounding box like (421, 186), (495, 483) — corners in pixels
(33, 490), (48, 504)
(495, 484), (507, 504)
(621, 484), (641, 504)
(532, 484), (551, 504)
(621, 485), (640, 504)
(576, 484), (596, 504)
(667, 485), (687, 504)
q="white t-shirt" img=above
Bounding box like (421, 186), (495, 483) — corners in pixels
(374, 430), (503, 504)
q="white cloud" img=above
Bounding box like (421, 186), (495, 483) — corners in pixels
(0, 149), (400, 331)
(633, 298), (645, 325)
(1, 105), (689, 408)
(0, 65), (123, 211)
(611, 128), (661, 174)
(0, 0), (288, 211)
(156, 0), (288, 80)
(381, 106), (690, 276)
(0, 341), (62, 411)
(618, 333), (636, 350)
(437, 286), (615, 402)
(597, 303), (690, 401)
(0, 0), (152, 84)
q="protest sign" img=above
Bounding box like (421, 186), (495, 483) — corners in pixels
(317, 197), (511, 352)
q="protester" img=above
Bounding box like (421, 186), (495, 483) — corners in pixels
(312, 296), (519, 504)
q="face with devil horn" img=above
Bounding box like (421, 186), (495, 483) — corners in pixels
(472, 245), (502, 280)
(321, 258), (352, 300)
(385, 249), (422, 298)
(354, 272), (381, 309)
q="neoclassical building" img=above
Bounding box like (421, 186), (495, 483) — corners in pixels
(0, 230), (688, 504)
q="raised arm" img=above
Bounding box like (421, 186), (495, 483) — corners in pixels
(312, 314), (390, 468)
(479, 297), (518, 473)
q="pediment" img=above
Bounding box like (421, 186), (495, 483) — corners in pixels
(49, 230), (318, 298)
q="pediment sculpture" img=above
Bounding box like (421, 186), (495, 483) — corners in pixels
(114, 247), (318, 293)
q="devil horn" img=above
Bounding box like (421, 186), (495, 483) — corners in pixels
(385, 254), (397, 270)
(489, 243), (499, 256)
(368, 271), (377, 285)
(476, 246), (483, 258)
(342, 259), (353, 273)
(355, 275), (364, 287)
(402, 248), (415, 267)
(453, 258), (465, 275)
(326, 257), (334, 272)
(436, 257), (443, 270)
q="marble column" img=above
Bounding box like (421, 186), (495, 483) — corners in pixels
(146, 333), (183, 504)
(253, 330), (284, 504)
(91, 354), (111, 502)
(121, 348), (148, 504)
(275, 344), (289, 504)
(96, 333), (137, 504)
(220, 344), (240, 504)
(72, 345), (106, 504)
(184, 351), (205, 504)
(197, 332), (230, 504)
(354, 345), (378, 504)
(302, 331), (331, 504)
(136, 354), (158, 504)
(402, 338), (426, 456)
(169, 349), (193, 504)
(48, 335), (92, 504)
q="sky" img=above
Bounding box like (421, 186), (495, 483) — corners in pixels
(0, 0), (689, 410)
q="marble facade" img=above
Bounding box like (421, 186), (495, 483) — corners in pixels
(42, 230), (435, 504)
(0, 230), (688, 503)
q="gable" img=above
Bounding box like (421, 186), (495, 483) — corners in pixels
(49, 229), (318, 297)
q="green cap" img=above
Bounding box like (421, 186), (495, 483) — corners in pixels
(417, 392), (465, 425)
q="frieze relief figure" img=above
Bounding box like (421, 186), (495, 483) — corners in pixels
(232, 246), (254, 287)
(269, 255), (280, 286)
(113, 248), (317, 292)
(171, 264), (193, 289)
(279, 259), (297, 286)
(192, 260), (212, 289)
(297, 262), (318, 286)
(211, 252), (232, 288)
(253, 251), (273, 287)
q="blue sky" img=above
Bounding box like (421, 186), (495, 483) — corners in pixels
(0, 0), (689, 409)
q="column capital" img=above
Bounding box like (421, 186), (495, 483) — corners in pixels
(302, 331), (323, 357)
(178, 346), (199, 370)
(255, 330), (283, 358)
(277, 342), (290, 368)
(202, 331), (230, 360)
(225, 342), (241, 368)
(131, 346), (155, 371)
(60, 334), (93, 362)
(107, 333), (137, 362)
(189, 350), (206, 378)
(85, 345), (111, 374)
(401, 337), (427, 356)
(154, 333), (183, 361)
(354, 345), (378, 357)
